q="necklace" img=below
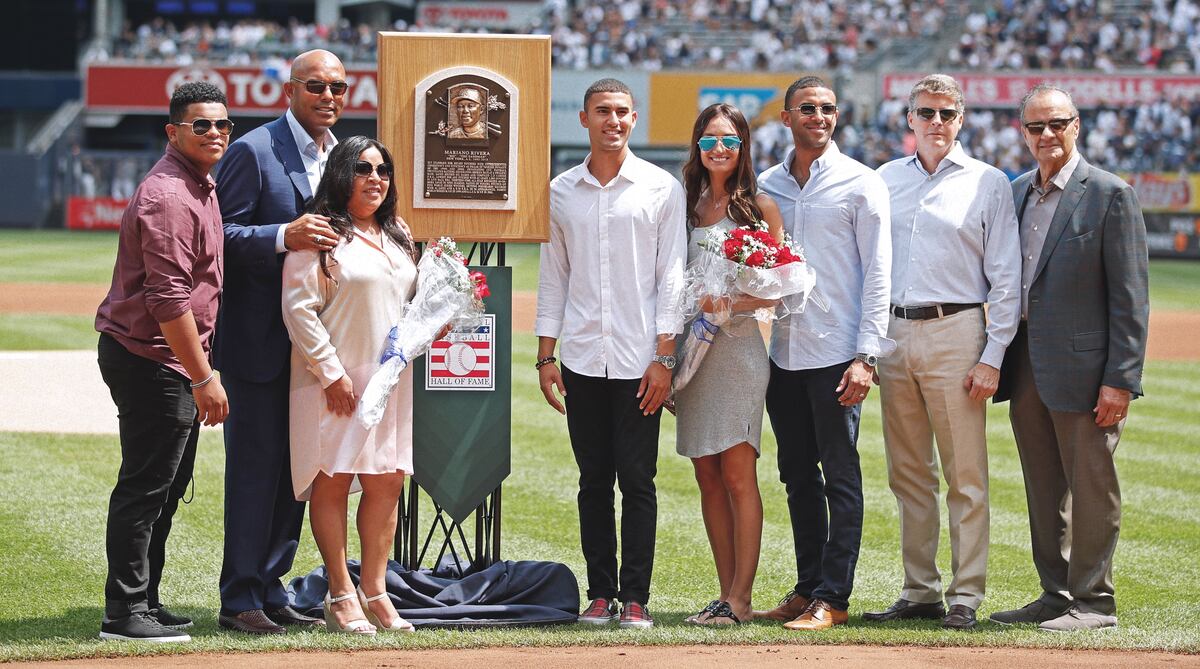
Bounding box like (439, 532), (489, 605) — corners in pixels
(709, 193), (729, 214)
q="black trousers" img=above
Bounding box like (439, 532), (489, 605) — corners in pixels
(561, 365), (660, 605)
(97, 334), (199, 620)
(765, 360), (864, 611)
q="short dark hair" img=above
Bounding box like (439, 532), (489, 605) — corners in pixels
(1018, 83), (1079, 122)
(169, 82), (228, 123)
(583, 78), (634, 111)
(784, 76), (829, 109)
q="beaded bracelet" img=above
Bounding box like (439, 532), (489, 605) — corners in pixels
(535, 356), (557, 370)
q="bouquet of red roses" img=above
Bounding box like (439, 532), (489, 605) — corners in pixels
(357, 237), (490, 429)
(672, 221), (816, 396)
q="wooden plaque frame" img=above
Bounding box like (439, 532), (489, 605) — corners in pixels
(378, 33), (551, 243)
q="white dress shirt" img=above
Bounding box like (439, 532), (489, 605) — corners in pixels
(535, 151), (687, 380)
(276, 109), (337, 252)
(757, 142), (895, 371)
(877, 141), (1022, 368)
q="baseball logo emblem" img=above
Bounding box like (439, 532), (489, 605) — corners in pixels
(444, 342), (477, 376)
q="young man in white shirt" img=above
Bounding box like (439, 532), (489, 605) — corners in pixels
(535, 78), (687, 629)
(755, 76), (894, 631)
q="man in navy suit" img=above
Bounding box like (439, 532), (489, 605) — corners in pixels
(214, 49), (346, 634)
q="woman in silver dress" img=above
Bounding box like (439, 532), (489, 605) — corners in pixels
(676, 103), (784, 625)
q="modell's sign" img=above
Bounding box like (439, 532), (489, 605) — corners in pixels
(882, 72), (1200, 108)
(85, 63), (378, 117)
(1120, 172), (1200, 212)
(67, 196), (127, 230)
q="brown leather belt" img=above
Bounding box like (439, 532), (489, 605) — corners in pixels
(891, 303), (981, 320)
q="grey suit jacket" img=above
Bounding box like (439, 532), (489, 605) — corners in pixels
(995, 157), (1149, 412)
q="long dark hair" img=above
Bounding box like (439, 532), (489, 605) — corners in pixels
(682, 103), (763, 230)
(307, 135), (417, 278)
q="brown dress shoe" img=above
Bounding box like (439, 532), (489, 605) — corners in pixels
(752, 590), (811, 622)
(783, 599), (848, 631)
(218, 609), (286, 635)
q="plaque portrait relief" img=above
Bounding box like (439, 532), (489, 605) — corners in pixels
(414, 66), (519, 210)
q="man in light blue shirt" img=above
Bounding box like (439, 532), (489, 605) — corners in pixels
(866, 74), (1021, 631)
(755, 76), (894, 631)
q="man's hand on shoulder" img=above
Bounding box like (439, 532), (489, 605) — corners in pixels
(284, 214), (337, 252)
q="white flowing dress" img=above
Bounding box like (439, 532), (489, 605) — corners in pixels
(282, 230), (418, 501)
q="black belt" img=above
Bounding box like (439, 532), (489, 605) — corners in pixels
(891, 303), (981, 320)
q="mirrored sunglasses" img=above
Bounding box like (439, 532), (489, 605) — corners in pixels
(914, 107), (961, 122)
(172, 118), (234, 135)
(291, 78), (349, 96)
(697, 135), (743, 151)
(354, 161), (393, 179)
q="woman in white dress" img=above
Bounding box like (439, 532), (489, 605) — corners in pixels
(282, 136), (418, 635)
(676, 104), (784, 625)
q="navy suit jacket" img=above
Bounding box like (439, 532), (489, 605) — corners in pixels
(213, 116), (314, 382)
(995, 157), (1149, 412)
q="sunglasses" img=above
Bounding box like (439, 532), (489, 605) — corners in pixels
(172, 118), (234, 135)
(1023, 117), (1077, 134)
(290, 77), (349, 96)
(785, 103), (838, 116)
(353, 161), (393, 179)
(697, 135), (743, 151)
(914, 107), (961, 122)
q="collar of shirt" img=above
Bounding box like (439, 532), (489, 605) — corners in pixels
(906, 140), (968, 177)
(163, 143), (215, 191)
(781, 140), (842, 187)
(1032, 149), (1081, 194)
(285, 109), (337, 159)
(573, 151), (651, 188)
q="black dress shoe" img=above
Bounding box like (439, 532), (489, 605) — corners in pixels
(942, 604), (977, 630)
(149, 606), (193, 629)
(219, 609), (286, 635)
(267, 605), (324, 627)
(862, 598), (946, 622)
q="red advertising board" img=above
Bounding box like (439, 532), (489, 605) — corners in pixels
(882, 72), (1200, 108)
(67, 196), (128, 230)
(85, 63), (378, 117)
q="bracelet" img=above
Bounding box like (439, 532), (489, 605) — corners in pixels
(535, 356), (557, 370)
(190, 371), (215, 389)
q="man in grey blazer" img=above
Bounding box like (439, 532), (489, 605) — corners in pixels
(991, 84), (1148, 631)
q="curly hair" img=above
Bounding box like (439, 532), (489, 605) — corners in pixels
(169, 81), (227, 123)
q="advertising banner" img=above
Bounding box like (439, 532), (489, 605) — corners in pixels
(647, 72), (828, 146)
(66, 196), (126, 230)
(417, 1), (543, 30)
(1119, 172), (1200, 213)
(85, 63), (380, 117)
(1145, 212), (1200, 259)
(882, 72), (1200, 108)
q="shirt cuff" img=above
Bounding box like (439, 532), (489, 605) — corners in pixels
(275, 224), (288, 254)
(312, 356), (346, 389)
(979, 340), (1007, 369)
(534, 317), (563, 339)
(656, 315), (685, 335)
(857, 334), (897, 358)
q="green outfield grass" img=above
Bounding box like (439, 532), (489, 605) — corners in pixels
(0, 336), (1196, 661)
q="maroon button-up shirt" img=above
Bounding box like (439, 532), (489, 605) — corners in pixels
(95, 144), (224, 380)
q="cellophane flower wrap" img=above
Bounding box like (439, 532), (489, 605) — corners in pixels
(672, 221), (816, 395)
(356, 237), (490, 429)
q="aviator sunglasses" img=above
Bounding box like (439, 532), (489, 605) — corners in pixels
(697, 135), (743, 151)
(914, 107), (961, 122)
(290, 78), (349, 96)
(171, 118), (234, 135)
(354, 161), (394, 179)
(1023, 117), (1077, 134)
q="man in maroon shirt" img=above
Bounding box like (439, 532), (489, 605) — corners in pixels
(95, 81), (231, 643)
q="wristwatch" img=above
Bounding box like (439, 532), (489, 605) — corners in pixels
(652, 354), (677, 370)
(855, 352), (878, 368)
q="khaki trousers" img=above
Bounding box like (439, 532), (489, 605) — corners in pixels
(878, 308), (989, 609)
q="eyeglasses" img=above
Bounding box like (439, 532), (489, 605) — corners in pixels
(1023, 117), (1077, 134)
(290, 78), (349, 96)
(171, 118), (234, 135)
(697, 135), (742, 151)
(353, 161), (393, 179)
(785, 103), (838, 116)
(914, 107), (961, 122)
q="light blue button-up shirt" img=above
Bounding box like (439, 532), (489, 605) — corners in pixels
(876, 141), (1022, 368)
(758, 142), (895, 371)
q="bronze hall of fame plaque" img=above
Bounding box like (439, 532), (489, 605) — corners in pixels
(413, 66), (519, 211)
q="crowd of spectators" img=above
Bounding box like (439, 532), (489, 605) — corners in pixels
(949, 0), (1200, 72)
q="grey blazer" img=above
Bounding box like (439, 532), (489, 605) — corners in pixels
(995, 157), (1149, 412)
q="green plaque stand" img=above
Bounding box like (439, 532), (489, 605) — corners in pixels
(397, 253), (511, 571)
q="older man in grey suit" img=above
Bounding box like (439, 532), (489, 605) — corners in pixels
(991, 84), (1149, 632)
